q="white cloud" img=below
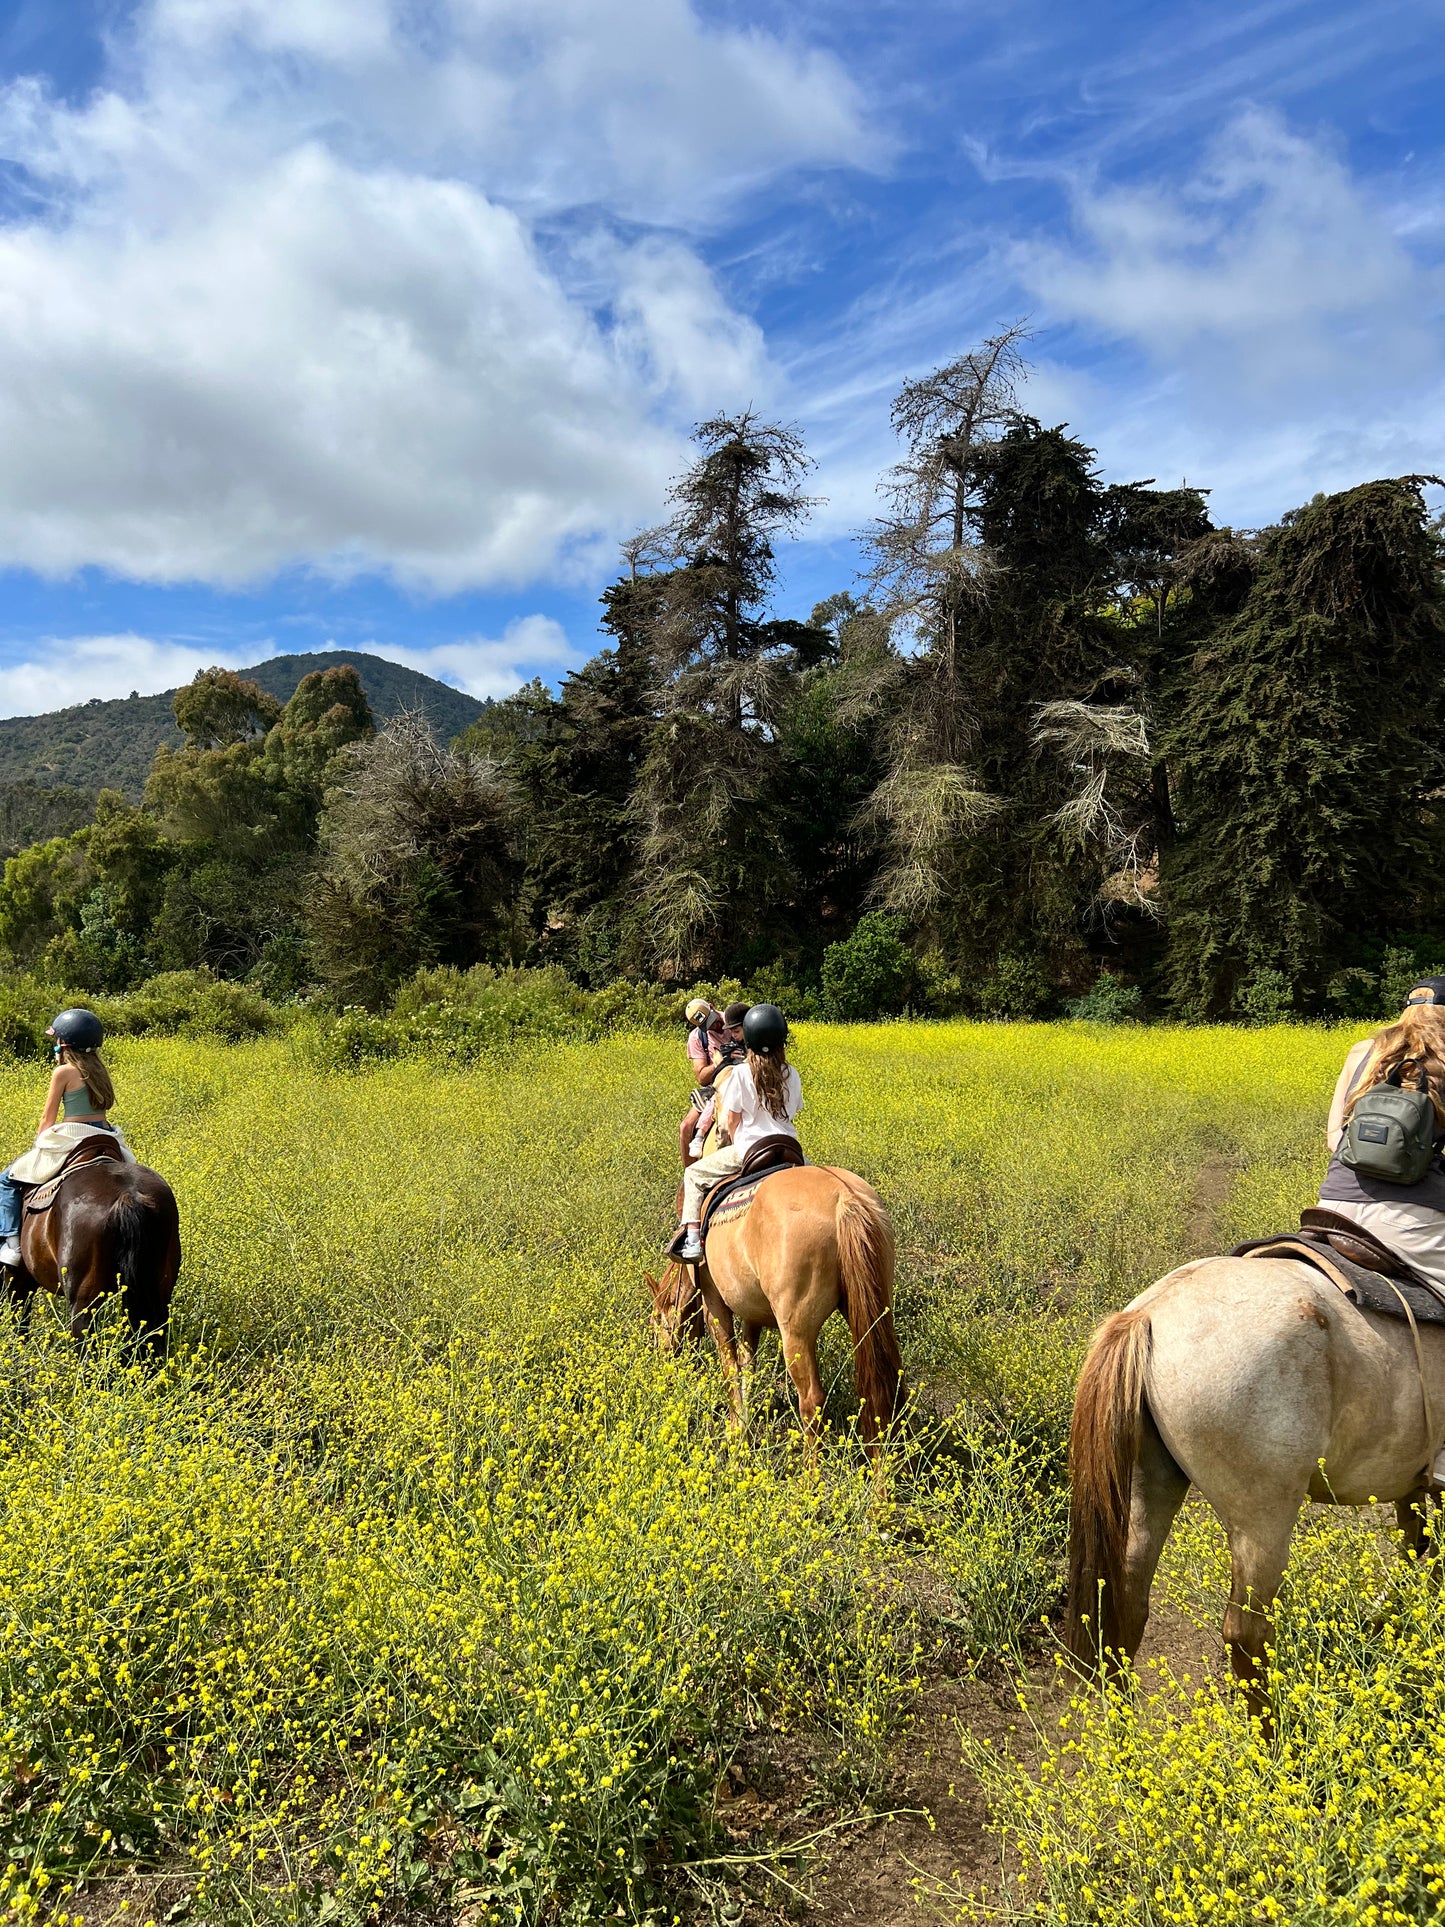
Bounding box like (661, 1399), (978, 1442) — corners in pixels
(0, 618), (583, 719)
(0, 1), (872, 592)
(1004, 110), (1445, 521)
(0, 634), (239, 718)
(1019, 111), (1436, 397)
(385, 616), (584, 700)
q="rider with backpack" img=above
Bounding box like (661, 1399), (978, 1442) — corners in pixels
(0, 1008), (134, 1268)
(1318, 977), (1445, 1289)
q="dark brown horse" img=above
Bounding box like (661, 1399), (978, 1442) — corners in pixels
(3, 1140), (181, 1357)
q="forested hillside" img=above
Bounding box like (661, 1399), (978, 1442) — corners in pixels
(0, 649), (490, 792)
(1, 335), (1441, 1019)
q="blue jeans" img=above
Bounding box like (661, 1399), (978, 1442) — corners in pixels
(0, 1170), (20, 1242)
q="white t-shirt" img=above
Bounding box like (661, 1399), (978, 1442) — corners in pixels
(725, 1061), (804, 1156)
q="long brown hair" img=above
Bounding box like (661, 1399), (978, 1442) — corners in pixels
(1345, 1006), (1445, 1129)
(747, 1044), (792, 1120)
(63, 1045), (115, 1113)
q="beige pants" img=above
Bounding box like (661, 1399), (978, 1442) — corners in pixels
(683, 1144), (743, 1223)
(9, 1120), (135, 1187)
(1322, 1197), (1445, 1293)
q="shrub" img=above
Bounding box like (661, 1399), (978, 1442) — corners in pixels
(820, 913), (914, 1020)
(1065, 972), (1143, 1024)
(1234, 964), (1294, 1024)
(975, 951), (1052, 1019)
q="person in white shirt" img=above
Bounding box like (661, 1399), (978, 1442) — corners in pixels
(670, 1004), (803, 1262)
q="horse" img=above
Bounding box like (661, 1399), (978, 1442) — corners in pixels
(645, 1164), (903, 1457)
(1066, 1253), (1445, 1721)
(3, 1141), (181, 1358)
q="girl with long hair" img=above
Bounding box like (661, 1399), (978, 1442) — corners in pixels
(669, 1004), (804, 1262)
(1318, 980), (1445, 1291)
(0, 1007), (135, 1268)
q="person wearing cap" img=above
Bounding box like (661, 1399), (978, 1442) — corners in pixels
(668, 1004), (803, 1262)
(0, 1007), (135, 1268)
(679, 999), (726, 1166)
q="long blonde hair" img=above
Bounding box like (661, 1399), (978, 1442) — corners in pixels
(747, 1044), (792, 1120)
(63, 1045), (115, 1113)
(1345, 1006), (1445, 1129)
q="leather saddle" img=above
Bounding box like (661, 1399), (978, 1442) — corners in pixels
(667, 1136), (807, 1264)
(1233, 1208), (1445, 1326)
(22, 1138), (126, 1216)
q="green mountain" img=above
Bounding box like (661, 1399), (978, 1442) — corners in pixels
(0, 650), (494, 795)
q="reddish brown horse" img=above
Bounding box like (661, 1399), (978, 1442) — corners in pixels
(3, 1140), (181, 1357)
(645, 1164), (902, 1456)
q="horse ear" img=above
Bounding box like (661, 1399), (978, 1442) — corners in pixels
(643, 1271), (661, 1299)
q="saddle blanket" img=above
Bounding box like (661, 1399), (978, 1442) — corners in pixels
(23, 1153), (126, 1215)
(1233, 1232), (1445, 1328)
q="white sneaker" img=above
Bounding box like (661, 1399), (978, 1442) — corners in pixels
(0, 1239), (21, 1267)
(689, 1135), (707, 1158)
(679, 1230), (703, 1262)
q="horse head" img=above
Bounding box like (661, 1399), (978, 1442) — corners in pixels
(643, 1261), (705, 1354)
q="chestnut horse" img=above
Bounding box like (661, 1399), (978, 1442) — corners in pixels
(645, 1165), (903, 1455)
(3, 1141), (181, 1358)
(1066, 1254), (1445, 1720)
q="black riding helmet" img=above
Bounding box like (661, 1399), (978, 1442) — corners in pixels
(48, 1007), (104, 1051)
(742, 1003), (788, 1053)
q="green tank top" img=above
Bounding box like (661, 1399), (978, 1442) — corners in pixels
(61, 1083), (105, 1121)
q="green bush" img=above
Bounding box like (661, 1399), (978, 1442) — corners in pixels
(1065, 972), (1143, 1024)
(821, 913), (914, 1020)
(975, 951), (1052, 1019)
(1234, 964), (1294, 1024)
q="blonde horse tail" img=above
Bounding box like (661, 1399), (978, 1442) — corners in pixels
(1066, 1306), (1152, 1668)
(835, 1183), (902, 1447)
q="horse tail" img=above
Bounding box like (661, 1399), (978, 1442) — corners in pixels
(835, 1182), (902, 1445)
(1066, 1305), (1152, 1668)
(111, 1178), (177, 1349)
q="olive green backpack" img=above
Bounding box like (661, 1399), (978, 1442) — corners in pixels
(1340, 1065), (1439, 1184)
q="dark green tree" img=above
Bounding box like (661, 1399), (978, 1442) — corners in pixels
(1161, 477), (1445, 1014)
(626, 413), (825, 975)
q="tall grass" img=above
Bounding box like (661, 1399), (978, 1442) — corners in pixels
(0, 1020), (1395, 1925)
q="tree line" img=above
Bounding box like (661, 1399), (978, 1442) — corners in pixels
(3, 327), (1443, 1021)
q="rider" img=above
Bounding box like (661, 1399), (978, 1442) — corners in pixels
(680, 998), (726, 1166)
(0, 1008), (133, 1268)
(670, 1004), (803, 1262)
(1318, 977), (1445, 1290)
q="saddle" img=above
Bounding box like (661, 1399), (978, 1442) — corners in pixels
(1232, 1208), (1445, 1328)
(22, 1139), (126, 1216)
(666, 1137), (807, 1265)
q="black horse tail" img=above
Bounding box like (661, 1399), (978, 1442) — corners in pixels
(113, 1178), (178, 1355)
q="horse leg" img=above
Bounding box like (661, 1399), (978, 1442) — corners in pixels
(777, 1319), (825, 1464)
(697, 1272), (746, 1433)
(735, 1321), (761, 1434)
(1115, 1407), (1190, 1664)
(1222, 1503), (1298, 1727)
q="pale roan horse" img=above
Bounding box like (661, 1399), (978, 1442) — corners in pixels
(1068, 1253), (1445, 1719)
(645, 1163), (903, 1457)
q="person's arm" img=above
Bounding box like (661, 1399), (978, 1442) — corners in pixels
(37, 1067), (70, 1134)
(1326, 1041), (1371, 1152)
(697, 1059), (722, 1087)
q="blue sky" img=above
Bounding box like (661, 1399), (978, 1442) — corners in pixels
(0, 0), (1440, 716)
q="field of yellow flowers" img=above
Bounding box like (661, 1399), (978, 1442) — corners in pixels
(1, 1020), (1441, 1927)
